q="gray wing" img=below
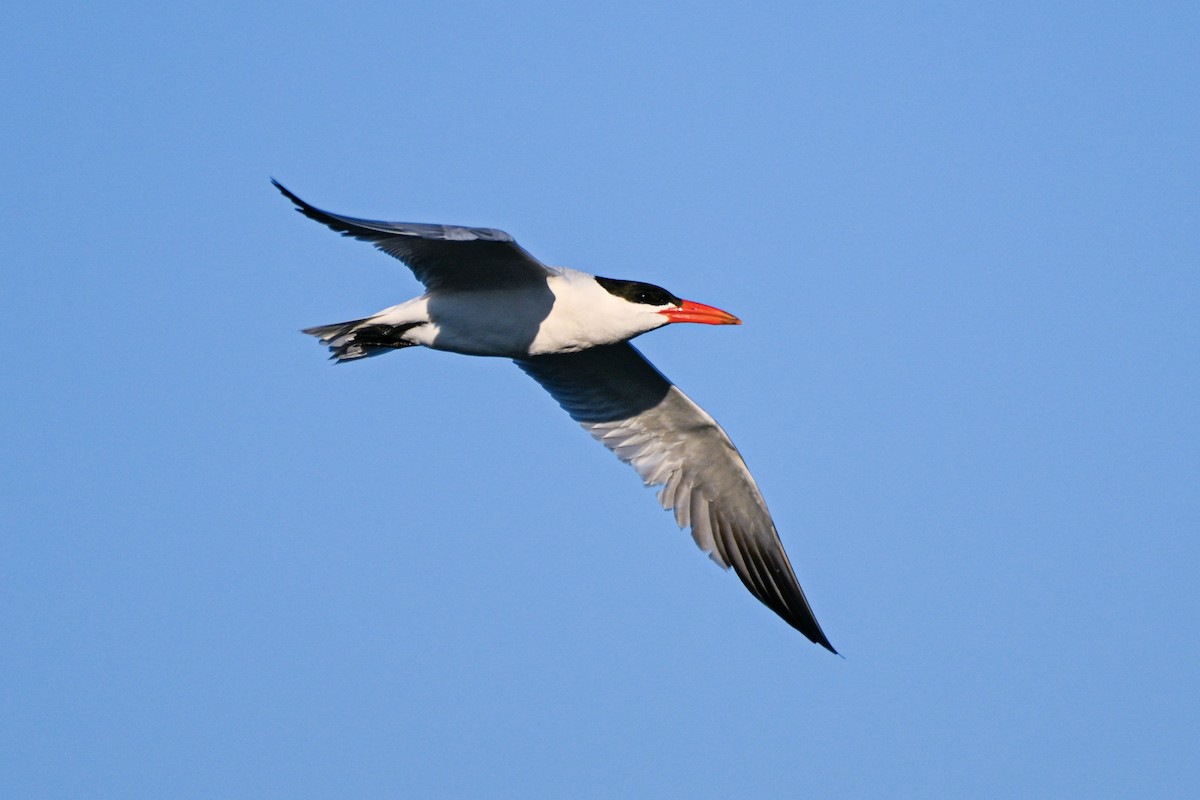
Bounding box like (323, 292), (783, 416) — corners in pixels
(516, 343), (836, 651)
(273, 180), (555, 292)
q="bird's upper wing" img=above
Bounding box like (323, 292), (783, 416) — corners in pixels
(273, 180), (555, 292)
(516, 343), (835, 651)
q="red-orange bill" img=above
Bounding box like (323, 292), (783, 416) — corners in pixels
(659, 299), (742, 325)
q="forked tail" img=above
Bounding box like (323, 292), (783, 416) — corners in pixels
(302, 319), (423, 362)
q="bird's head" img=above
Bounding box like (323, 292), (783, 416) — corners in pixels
(594, 276), (742, 334)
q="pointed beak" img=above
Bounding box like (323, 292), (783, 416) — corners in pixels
(658, 299), (742, 325)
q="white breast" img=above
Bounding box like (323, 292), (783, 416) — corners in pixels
(528, 269), (668, 355)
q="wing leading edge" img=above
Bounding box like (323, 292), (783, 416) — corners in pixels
(273, 180), (554, 292)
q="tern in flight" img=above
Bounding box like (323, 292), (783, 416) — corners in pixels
(276, 180), (836, 652)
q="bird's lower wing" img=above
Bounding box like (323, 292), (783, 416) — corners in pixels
(273, 180), (555, 292)
(515, 343), (835, 651)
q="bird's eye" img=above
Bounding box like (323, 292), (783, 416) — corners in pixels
(634, 287), (674, 305)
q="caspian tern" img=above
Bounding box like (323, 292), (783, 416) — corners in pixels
(275, 180), (836, 652)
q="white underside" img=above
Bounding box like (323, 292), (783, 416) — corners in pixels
(354, 269), (671, 358)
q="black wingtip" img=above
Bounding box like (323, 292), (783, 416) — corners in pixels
(271, 177), (307, 211)
(802, 615), (838, 654)
(270, 178), (375, 243)
(804, 618), (839, 655)
(793, 618), (838, 655)
(769, 586), (839, 654)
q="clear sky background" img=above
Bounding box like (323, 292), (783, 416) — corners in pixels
(3, 2), (1197, 797)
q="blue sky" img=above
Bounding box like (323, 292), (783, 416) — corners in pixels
(3, 1), (1198, 797)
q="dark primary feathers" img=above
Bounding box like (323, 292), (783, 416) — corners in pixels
(517, 343), (837, 653)
(272, 180), (554, 292)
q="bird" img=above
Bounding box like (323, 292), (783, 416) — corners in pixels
(274, 179), (836, 653)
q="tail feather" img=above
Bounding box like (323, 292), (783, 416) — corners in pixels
(302, 318), (422, 362)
